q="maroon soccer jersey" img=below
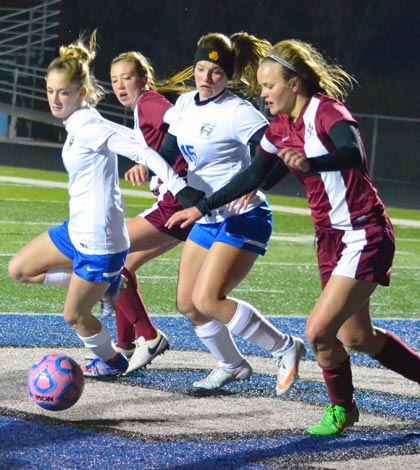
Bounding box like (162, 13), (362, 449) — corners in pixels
(134, 90), (189, 239)
(260, 93), (387, 230)
(135, 90), (188, 179)
(135, 90), (172, 151)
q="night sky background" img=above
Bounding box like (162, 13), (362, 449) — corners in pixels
(52, 0), (419, 118)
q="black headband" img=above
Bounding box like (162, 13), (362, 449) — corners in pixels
(194, 47), (234, 79)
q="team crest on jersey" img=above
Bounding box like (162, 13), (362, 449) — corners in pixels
(305, 123), (315, 140)
(200, 122), (215, 139)
(67, 136), (75, 148)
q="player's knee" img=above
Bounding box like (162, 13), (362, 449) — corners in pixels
(8, 257), (26, 283)
(176, 294), (194, 317)
(305, 322), (332, 353)
(340, 329), (383, 353)
(191, 290), (217, 317)
(340, 334), (364, 351)
(62, 308), (80, 326)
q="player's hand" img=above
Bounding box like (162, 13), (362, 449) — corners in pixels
(124, 164), (149, 186)
(165, 207), (202, 229)
(227, 190), (257, 213)
(278, 148), (310, 172)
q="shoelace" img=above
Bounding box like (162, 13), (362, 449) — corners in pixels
(85, 358), (103, 372)
(203, 369), (218, 385)
(322, 405), (341, 425)
(200, 368), (227, 386)
(274, 355), (287, 370)
(279, 358), (286, 370)
(205, 369), (221, 381)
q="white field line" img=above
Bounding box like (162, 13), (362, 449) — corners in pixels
(0, 220), (55, 225)
(1, 217), (419, 245)
(0, 176), (156, 200)
(0, 253), (418, 271)
(1, 175), (420, 228)
(0, 312), (417, 323)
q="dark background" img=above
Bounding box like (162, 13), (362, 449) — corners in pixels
(2, 0), (419, 208)
(53, 0), (419, 118)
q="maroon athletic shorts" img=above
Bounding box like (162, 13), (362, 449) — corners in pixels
(316, 218), (395, 289)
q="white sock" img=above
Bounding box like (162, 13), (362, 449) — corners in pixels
(43, 269), (72, 288)
(77, 323), (116, 362)
(194, 319), (244, 370)
(226, 298), (290, 353)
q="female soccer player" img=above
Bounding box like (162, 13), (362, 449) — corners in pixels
(158, 32), (306, 395)
(7, 31), (202, 378)
(167, 39), (420, 434)
(87, 51), (193, 375)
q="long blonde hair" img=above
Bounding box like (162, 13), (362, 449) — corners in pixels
(46, 30), (105, 107)
(111, 51), (192, 101)
(264, 39), (357, 102)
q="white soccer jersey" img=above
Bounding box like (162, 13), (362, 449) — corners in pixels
(62, 107), (186, 254)
(169, 90), (268, 223)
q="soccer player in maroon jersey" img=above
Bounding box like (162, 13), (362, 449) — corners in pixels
(89, 51), (193, 374)
(166, 39), (420, 435)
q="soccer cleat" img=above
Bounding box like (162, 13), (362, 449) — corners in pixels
(307, 403), (360, 436)
(125, 330), (169, 374)
(117, 346), (136, 359)
(82, 352), (128, 378)
(84, 346), (135, 361)
(192, 359), (253, 390)
(99, 275), (127, 319)
(273, 336), (306, 396)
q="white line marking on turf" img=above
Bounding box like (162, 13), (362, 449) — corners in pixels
(2, 176), (420, 228)
(0, 220), (56, 225)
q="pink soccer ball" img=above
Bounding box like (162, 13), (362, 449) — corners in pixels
(28, 354), (85, 411)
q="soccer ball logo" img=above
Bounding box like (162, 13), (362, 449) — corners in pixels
(28, 354), (85, 411)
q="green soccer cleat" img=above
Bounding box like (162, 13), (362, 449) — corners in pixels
(307, 403), (359, 437)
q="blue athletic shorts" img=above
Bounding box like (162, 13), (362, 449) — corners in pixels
(48, 221), (128, 285)
(188, 202), (272, 256)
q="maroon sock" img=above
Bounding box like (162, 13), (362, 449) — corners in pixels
(373, 331), (420, 384)
(320, 356), (354, 412)
(115, 306), (135, 351)
(115, 267), (157, 341)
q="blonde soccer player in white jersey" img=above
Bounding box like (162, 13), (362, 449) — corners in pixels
(8, 31), (203, 378)
(158, 32), (306, 394)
